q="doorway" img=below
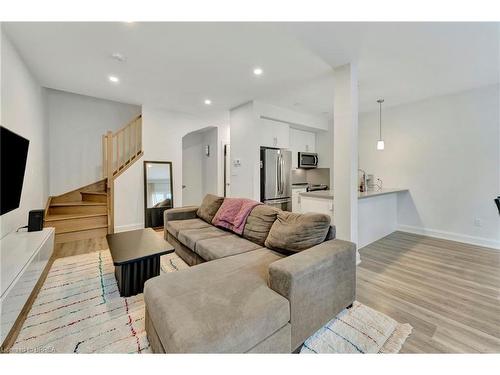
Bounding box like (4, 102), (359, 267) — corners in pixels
(182, 127), (218, 206)
(224, 143), (230, 197)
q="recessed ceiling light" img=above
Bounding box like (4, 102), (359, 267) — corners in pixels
(204, 99), (212, 105)
(253, 67), (263, 76)
(108, 75), (119, 83)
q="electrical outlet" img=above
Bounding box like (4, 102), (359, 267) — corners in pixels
(474, 218), (482, 227)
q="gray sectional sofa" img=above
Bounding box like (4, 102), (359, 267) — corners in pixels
(144, 194), (356, 353)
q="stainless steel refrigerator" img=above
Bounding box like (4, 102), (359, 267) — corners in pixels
(260, 147), (292, 211)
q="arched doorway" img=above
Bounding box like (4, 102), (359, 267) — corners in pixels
(181, 127), (218, 205)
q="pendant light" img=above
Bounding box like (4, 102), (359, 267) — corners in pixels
(376, 99), (385, 150)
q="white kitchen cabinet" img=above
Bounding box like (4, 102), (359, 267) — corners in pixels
(299, 196), (334, 221)
(259, 118), (290, 148)
(290, 128), (316, 169)
(291, 187), (307, 213)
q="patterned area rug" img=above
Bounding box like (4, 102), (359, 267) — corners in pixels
(300, 301), (412, 353)
(10, 250), (411, 353)
(10, 251), (183, 353)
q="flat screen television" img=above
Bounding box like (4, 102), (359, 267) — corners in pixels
(1, 126), (30, 215)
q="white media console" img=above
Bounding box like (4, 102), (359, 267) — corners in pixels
(0, 227), (54, 345)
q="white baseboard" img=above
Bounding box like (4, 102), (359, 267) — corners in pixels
(397, 224), (500, 250)
(114, 223), (145, 233)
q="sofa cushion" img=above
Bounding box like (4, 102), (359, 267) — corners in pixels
(196, 235), (263, 261)
(166, 218), (211, 237)
(144, 248), (290, 353)
(242, 205), (280, 246)
(196, 194), (224, 223)
(265, 211), (331, 253)
(177, 226), (232, 250)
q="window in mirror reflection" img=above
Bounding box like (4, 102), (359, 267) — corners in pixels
(146, 163), (173, 208)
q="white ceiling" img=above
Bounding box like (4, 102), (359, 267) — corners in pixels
(287, 22), (499, 112)
(3, 22), (499, 115)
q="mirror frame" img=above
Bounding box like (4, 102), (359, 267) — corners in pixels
(143, 160), (174, 228)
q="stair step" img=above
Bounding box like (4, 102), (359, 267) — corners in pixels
(55, 226), (109, 244)
(45, 213), (108, 234)
(50, 201), (106, 206)
(81, 191), (107, 203)
(49, 201), (107, 215)
(50, 179), (107, 204)
(49, 220), (108, 235)
(45, 213), (107, 221)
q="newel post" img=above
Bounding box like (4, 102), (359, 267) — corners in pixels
(106, 131), (114, 234)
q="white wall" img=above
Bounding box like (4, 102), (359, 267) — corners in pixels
(359, 85), (500, 249)
(1, 32), (49, 238)
(333, 64), (359, 245)
(46, 89), (140, 196)
(114, 107), (229, 232)
(254, 101), (329, 131)
(229, 102), (260, 200)
(315, 117), (334, 188)
(201, 127), (219, 196)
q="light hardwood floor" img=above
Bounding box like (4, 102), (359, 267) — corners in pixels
(357, 231), (500, 353)
(52, 235), (109, 258)
(5, 231), (500, 353)
(0, 236), (110, 351)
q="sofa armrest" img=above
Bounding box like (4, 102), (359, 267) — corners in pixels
(163, 206), (199, 240)
(164, 206), (199, 223)
(268, 239), (356, 350)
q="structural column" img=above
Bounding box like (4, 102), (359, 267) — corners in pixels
(333, 63), (360, 264)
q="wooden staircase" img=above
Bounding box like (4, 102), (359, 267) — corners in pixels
(45, 180), (109, 243)
(44, 114), (143, 243)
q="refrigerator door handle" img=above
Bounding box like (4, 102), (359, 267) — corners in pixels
(278, 154), (282, 195)
(276, 153), (280, 196)
(280, 154), (284, 195)
(280, 155), (285, 195)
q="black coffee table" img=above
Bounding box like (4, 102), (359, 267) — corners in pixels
(106, 228), (174, 297)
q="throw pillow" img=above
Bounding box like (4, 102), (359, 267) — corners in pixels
(265, 211), (331, 253)
(242, 205), (280, 246)
(196, 194), (224, 223)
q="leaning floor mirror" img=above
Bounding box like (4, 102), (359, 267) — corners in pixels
(144, 161), (174, 228)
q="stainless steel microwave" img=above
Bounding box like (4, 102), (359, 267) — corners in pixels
(298, 152), (318, 168)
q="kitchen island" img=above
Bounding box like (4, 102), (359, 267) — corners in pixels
(358, 188), (408, 249)
(299, 188), (409, 251)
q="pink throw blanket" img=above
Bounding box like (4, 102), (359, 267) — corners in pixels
(211, 198), (261, 235)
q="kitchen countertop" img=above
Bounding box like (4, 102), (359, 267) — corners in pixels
(358, 188), (408, 199)
(299, 188), (408, 200)
(299, 190), (334, 199)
